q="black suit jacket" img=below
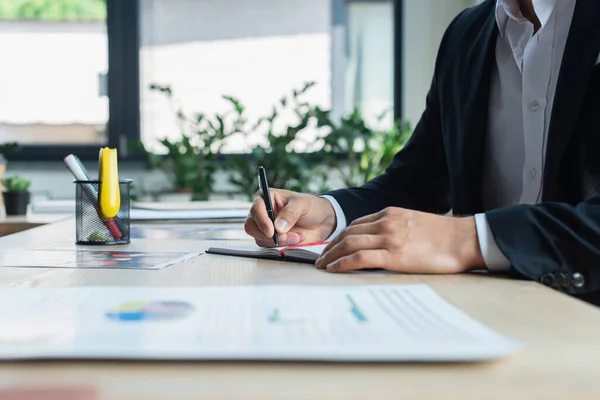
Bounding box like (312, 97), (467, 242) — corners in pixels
(329, 0), (600, 304)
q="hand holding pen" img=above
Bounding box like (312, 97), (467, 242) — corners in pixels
(258, 166), (278, 245)
(246, 167), (337, 248)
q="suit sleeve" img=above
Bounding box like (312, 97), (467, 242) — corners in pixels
(486, 202), (600, 295)
(326, 28), (455, 223)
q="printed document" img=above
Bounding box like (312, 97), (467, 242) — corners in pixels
(130, 208), (248, 221)
(0, 285), (519, 362)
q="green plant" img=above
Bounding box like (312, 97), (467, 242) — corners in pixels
(135, 81), (412, 201)
(361, 118), (413, 181)
(2, 175), (31, 192)
(313, 107), (412, 188)
(226, 82), (322, 200)
(0, 142), (19, 159)
(132, 84), (245, 201)
(0, 0), (106, 21)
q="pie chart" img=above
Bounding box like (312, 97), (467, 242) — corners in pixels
(106, 300), (194, 321)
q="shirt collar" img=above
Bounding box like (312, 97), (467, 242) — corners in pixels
(495, 0), (558, 37)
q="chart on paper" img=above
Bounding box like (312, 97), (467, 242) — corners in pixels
(0, 285), (520, 362)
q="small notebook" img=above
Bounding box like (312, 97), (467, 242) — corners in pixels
(206, 242), (328, 264)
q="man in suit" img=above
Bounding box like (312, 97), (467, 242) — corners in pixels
(245, 0), (600, 304)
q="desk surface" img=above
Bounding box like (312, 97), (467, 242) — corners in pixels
(0, 213), (70, 237)
(0, 220), (599, 400)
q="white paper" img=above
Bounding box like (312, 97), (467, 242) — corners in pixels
(0, 250), (198, 270)
(0, 285), (520, 362)
(130, 208), (249, 221)
(31, 200), (75, 214)
(131, 201), (252, 211)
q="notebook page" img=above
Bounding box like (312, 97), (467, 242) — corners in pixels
(283, 244), (327, 260)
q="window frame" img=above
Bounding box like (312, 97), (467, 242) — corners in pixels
(8, 0), (141, 162)
(343, 0), (403, 121)
(394, 0), (403, 121)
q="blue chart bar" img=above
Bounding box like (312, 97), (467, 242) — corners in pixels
(347, 295), (367, 322)
(268, 309), (280, 324)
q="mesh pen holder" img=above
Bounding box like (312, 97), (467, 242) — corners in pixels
(75, 179), (132, 245)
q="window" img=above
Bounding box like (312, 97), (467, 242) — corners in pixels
(2, 0), (400, 159)
(0, 0), (109, 155)
(346, 0), (395, 128)
(139, 0), (396, 153)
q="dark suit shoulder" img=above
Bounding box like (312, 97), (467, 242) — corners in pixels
(448, 0), (495, 36)
(436, 0), (496, 69)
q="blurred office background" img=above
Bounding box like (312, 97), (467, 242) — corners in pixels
(0, 0), (480, 200)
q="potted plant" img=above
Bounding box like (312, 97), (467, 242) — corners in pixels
(226, 82), (322, 200)
(312, 107), (413, 188)
(227, 84), (414, 198)
(2, 175), (31, 216)
(132, 84), (243, 201)
(0, 142), (19, 213)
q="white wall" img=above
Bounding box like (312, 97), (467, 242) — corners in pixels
(402, 0), (480, 126)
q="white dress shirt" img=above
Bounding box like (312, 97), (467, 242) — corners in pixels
(476, 0), (577, 270)
(324, 0), (593, 271)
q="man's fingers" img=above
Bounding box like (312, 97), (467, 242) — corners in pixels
(325, 249), (390, 273)
(273, 191), (286, 212)
(274, 197), (308, 234)
(322, 222), (381, 253)
(248, 194), (275, 237)
(244, 216), (275, 243)
(316, 234), (384, 269)
(255, 231), (305, 248)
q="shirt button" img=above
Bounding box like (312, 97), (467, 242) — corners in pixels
(514, 45), (523, 55)
(530, 100), (540, 111)
(529, 168), (538, 179)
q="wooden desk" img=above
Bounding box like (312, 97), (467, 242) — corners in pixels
(0, 213), (70, 237)
(0, 220), (600, 400)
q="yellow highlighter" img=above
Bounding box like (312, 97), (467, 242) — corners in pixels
(98, 148), (120, 219)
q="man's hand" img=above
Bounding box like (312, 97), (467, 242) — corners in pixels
(315, 207), (485, 273)
(245, 189), (337, 247)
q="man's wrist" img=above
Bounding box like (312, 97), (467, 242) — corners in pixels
(455, 216), (486, 270)
(474, 213), (511, 271)
(317, 196), (338, 240)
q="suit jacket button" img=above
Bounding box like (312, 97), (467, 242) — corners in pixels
(572, 273), (585, 288)
(540, 273), (556, 287)
(558, 273), (570, 288)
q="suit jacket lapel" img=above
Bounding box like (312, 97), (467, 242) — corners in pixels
(543, 0), (600, 198)
(458, 7), (498, 214)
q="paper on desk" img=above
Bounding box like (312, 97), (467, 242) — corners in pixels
(130, 208), (248, 221)
(30, 199), (75, 214)
(131, 201), (252, 211)
(0, 285), (519, 362)
(0, 250), (198, 270)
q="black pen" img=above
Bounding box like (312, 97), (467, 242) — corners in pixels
(258, 166), (278, 245)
